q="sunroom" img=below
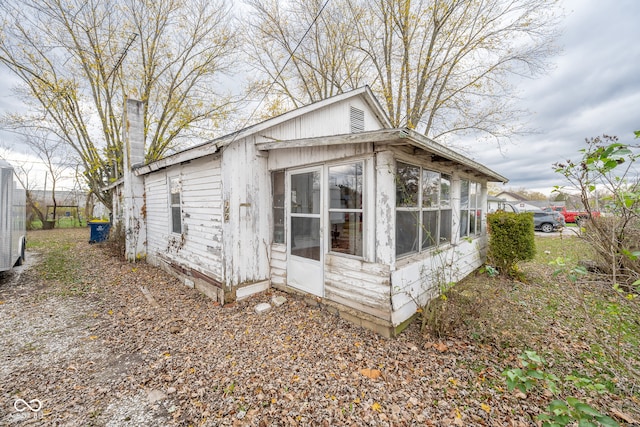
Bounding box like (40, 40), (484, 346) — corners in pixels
(261, 128), (507, 336)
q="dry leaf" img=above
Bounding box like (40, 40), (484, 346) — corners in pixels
(360, 368), (382, 379)
(610, 408), (638, 424)
(371, 402), (382, 412)
(435, 342), (448, 352)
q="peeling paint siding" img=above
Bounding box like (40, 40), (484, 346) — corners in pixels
(375, 151), (395, 266)
(221, 137), (271, 287)
(145, 156), (225, 284)
(389, 237), (488, 327)
(324, 254), (391, 320)
(145, 175), (170, 255)
(266, 144), (372, 172)
(270, 244), (287, 287)
(259, 97), (384, 142)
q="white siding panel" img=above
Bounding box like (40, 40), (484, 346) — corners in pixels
(146, 173), (170, 257)
(222, 137), (271, 287)
(267, 144), (373, 172)
(390, 237), (487, 326)
(145, 155), (225, 284)
(258, 96), (385, 143)
(324, 254), (391, 321)
(181, 157), (224, 282)
(270, 244), (287, 286)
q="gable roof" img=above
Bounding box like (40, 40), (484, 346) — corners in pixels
(256, 128), (508, 183)
(496, 191), (527, 201)
(133, 87), (507, 184)
(135, 86), (390, 176)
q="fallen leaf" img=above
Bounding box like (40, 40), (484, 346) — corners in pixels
(360, 368), (382, 379)
(371, 402), (381, 412)
(610, 408), (638, 424)
(481, 403), (491, 414)
(435, 342), (448, 352)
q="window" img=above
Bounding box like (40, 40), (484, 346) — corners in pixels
(395, 162), (452, 257)
(329, 163), (363, 257)
(272, 171), (285, 244)
(290, 170), (321, 261)
(460, 180), (482, 238)
(170, 177), (182, 234)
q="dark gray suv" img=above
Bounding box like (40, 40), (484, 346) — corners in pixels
(533, 211), (564, 233)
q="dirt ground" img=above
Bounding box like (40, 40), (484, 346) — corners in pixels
(0, 228), (634, 426)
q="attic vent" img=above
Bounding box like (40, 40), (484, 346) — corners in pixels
(350, 106), (364, 133)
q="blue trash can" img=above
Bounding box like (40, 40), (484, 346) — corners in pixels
(88, 221), (111, 243)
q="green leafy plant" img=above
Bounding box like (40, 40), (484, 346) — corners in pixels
(537, 397), (619, 427)
(503, 351), (620, 427)
(549, 256), (588, 283)
(564, 375), (608, 394)
(502, 351), (559, 394)
(480, 264), (499, 277)
(553, 133), (640, 287)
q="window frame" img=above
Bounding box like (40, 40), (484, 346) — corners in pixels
(395, 161), (452, 258)
(459, 179), (482, 238)
(327, 160), (365, 258)
(272, 170), (286, 244)
(169, 176), (182, 235)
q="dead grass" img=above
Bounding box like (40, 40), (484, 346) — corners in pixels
(2, 228), (638, 425)
(435, 233), (640, 420)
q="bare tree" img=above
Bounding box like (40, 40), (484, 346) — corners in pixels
(244, 0), (371, 118)
(21, 130), (75, 225)
(0, 146), (46, 228)
(0, 0), (241, 209)
(245, 0), (561, 145)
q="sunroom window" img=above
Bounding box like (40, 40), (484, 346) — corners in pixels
(460, 180), (481, 238)
(395, 162), (452, 257)
(329, 162), (363, 257)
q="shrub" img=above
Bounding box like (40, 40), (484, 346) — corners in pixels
(554, 134), (640, 287)
(487, 211), (535, 276)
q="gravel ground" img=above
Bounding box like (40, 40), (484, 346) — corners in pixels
(0, 228), (633, 426)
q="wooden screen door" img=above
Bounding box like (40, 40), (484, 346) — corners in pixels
(287, 168), (323, 297)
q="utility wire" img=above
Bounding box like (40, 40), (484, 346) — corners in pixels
(231, 0), (331, 143)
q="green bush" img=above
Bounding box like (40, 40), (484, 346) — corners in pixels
(487, 211), (535, 276)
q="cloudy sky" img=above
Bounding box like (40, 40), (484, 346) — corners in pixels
(470, 0), (640, 195)
(1, 0), (639, 195)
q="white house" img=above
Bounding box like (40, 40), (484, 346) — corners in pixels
(111, 87), (508, 336)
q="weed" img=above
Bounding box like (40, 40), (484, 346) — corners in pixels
(503, 351), (620, 427)
(538, 398), (619, 427)
(224, 382), (235, 396)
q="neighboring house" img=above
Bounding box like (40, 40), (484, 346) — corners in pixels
(111, 87), (508, 336)
(495, 191), (526, 202)
(494, 191), (546, 212)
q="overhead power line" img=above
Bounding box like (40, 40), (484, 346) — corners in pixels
(234, 0), (331, 140)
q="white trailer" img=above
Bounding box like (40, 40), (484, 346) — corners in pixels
(0, 159), (27, 272)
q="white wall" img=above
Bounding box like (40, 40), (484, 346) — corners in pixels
(145, 155), (225, 284)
